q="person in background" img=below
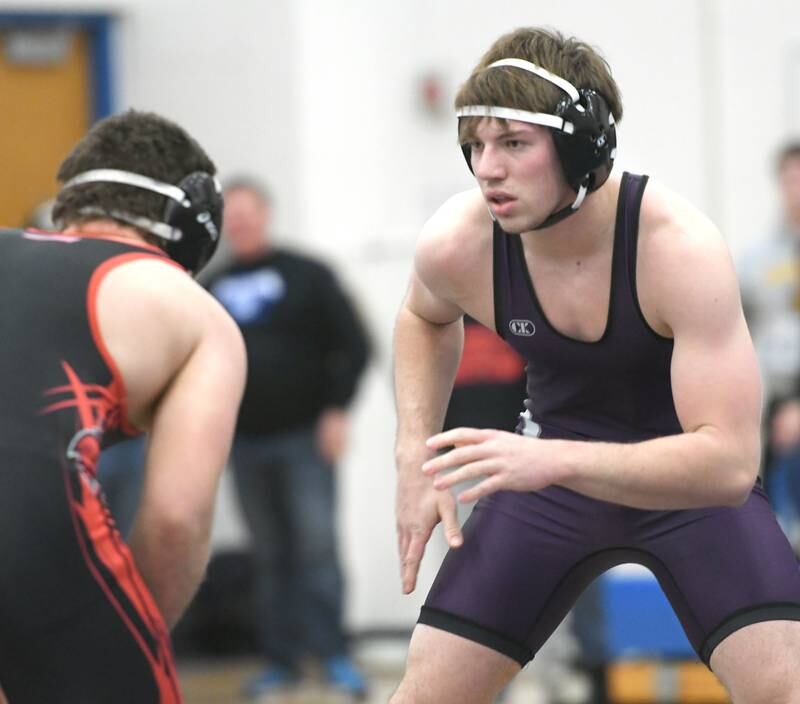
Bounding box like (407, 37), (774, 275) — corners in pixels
(96, 434), (147, 538)
(206, 177), (371, 700)
(443, 314), (527, 433)
(738, 141), (800, 545)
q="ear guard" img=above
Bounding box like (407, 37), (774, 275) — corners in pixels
(60, 169), (224, 273)
(552, 87), (616, 194)
(456, 58), (617, 229)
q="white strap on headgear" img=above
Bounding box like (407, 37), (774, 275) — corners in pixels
(62, 169), (191, 207)
(487, 58), (581, 103)
(76, 206), (182, 241)
(570, 184), (588, 211)
(456, 57), (584, 131)
(455, 105), (574, 134)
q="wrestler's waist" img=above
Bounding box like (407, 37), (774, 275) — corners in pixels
(517, 410), (681, 444)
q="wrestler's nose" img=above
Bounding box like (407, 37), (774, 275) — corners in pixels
(473, 145), (506, 182)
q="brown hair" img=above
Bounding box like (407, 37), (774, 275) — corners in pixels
(53, 109), (216, 239)
(455, 27), (623, 143)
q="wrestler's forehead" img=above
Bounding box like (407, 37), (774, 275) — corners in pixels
(473, 118), (544, 139)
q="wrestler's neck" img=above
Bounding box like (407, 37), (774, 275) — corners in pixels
(521, 176), (620, 260)
(63, 219), (151, 246)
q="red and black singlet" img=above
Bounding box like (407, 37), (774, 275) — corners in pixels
(0, 228), (183, 703)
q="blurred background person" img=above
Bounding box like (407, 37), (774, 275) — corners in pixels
(206, 177), (372, 700)
(97, 434), (147, 538)
(442, 315), (527, 433)
(738, 141), (800, 546)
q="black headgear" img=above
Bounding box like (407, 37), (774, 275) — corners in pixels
(59, 169), (223, 273)
(456, 58), (617, 229)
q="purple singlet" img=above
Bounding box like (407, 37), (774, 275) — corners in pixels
(419, 173), (800, 667)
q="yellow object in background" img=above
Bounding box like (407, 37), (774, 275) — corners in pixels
(608, 660), (729, 703)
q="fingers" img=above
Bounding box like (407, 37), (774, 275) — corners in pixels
(426, 427), (493, 450)
(457, 475), (505, 503)
(401, 529), (431, 595)
(422, 443), (491, 476)
(397, 527), (410, 564)
(432, 459), (498, 491)
(438, 492), (463, 549)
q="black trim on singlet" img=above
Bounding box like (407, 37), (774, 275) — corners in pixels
(701, 603), (800, 666)
(491, 174), (637, 346)
(510, 221), (619, 345)
(421, 542), (710, 666)
(419, 605), (534, 666)
(492, 223), (505, 338)
(621, 175), (673, 342)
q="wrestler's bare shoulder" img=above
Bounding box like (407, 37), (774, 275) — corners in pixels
(637, 178), (738, 332)
(415, 188), (493, 280)
(639, 179), (727, 258)
(102, 256), (230, 329)
(638, 178), (733, 287)
(96, 255), (244, 428)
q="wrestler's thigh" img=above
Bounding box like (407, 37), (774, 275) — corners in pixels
(639, 485), (800, 662)
(390, 624), (520, 704)
(422, 488), (615, 660)
(710, 620), (800, 702)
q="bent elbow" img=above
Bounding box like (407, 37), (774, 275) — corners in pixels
(725, 485), (751, 508)
(142, 500), (214, 550)
(724, 462), (759, 507)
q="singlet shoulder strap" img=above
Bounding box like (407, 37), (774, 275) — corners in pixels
(618, 172), (649, 284)
(492, 219), (519, 339)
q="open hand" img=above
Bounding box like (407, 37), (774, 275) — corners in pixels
(422, 427), (562, 502)
(395, 476), (462, 594)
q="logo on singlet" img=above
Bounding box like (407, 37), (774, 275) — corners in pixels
(509, 319), (536, 337)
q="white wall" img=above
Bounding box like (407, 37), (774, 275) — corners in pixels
(716, 0), (800, 254)
(4, 0), (799, 631)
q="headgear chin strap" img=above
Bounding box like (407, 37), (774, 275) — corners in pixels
(456, 57), (616, 230)
(60, 168), (223, 273)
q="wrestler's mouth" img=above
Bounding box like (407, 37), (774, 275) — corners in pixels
(486, 191), (517, 214)
(485, 191), (516, 206)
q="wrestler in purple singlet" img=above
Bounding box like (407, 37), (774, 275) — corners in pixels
(419, 172), (800, 666)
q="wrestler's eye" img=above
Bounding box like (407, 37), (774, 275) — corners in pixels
(506, 139), (525, 149)
(466, 141), (483, 152)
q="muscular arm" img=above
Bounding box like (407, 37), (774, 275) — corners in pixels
(427, 212), (762, 510)
(395, 191), (492, 456)
(128, 310), (245, 626)
(99, 260), (246, 627)
(394, 274), (465, 592)
(394, 281), (464, 462)
(393, 194), (494, 592)
(559, 218), (762, 508)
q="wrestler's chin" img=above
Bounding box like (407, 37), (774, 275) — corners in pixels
(492, 210), (540, 235)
